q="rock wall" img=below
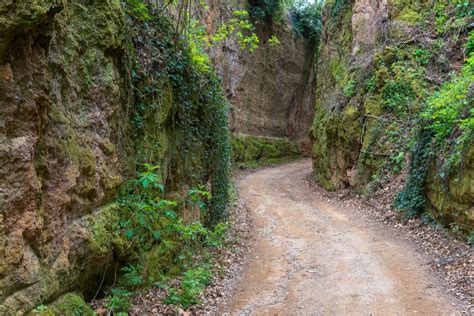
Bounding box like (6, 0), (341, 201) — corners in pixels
(203, 0), (316, 146)
(0, 1), (228, 313)
(310, 0), (473, 229)
(425, 145), (474, 229)
(232, 133), (300, 168)
(0, 1), (127, 312)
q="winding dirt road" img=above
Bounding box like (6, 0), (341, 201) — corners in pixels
(228, 160), (459, 315)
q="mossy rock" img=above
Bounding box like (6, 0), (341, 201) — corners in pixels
(310, 105), (362, 190)
(425, 145), (474, 232)
(30, 293), (94, 316)
(364, 96), (383, 116)
(388, 0), (430, 25)
(231, 133), (301, 168)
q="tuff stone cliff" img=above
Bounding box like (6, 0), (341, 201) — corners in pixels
(310, 0), (473, 230)
(0, 1), (127, 312)
(203, 0), (316, 157)
(0, 0), (228, 312)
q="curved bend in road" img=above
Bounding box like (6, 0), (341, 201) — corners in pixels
(228, 160), (458, 315)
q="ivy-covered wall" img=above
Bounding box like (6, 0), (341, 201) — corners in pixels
(310, 0), (473, 231)
(0, 0), (230, 313)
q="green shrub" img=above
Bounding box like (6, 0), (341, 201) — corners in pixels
(381, 80), (415, 113)
(164, 267), (213, 308)
(104, 164), (228, 311)
(468, 231), (474, 246)
(290, 0), (323, 44)
(124, 0), (151, 21)
(414, 48), (431, 65)
(365, 76), (377, 92)
(421, 54), (473, 181)
(422, 55), (474, 143)
(106, 288), (132, 313)
(343, 80), (356, 97)
(396, 47), (474, 218)
(248, 0), (291, 21)
(466, 30), (474, 57)
(394, 129), (433, 217)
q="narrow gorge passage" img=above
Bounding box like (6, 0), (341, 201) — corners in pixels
(228, 160), (458, 315)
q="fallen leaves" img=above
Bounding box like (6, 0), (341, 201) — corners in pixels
(306, 172), (473, 314)
(125, 188), (254, 315)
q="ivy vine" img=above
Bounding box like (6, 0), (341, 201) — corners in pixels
(126, 12), (231, 226)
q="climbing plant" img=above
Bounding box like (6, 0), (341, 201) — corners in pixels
(394, 128), (433, 217)
(395, 32), (474, 218)
(103, 164), (228, 312)
(125, 4), (234, 225)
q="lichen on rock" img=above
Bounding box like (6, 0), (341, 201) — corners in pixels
(310, 0), (473, 232)
(232, 133), (301, 169)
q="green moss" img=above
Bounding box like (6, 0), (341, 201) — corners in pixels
(87, 202), (141, 262)
(397, 7), (422, 24)
(38, 293), (94, 316)
(329, 58), (349, 87)
(231, 134), (300, 169)
(332, 106), (361, 143)
(364, 96), (383, 116)
(388, 0), (429, 24)
(89, 204), (120, 255)
(0, 0), (65, 61)
(311, 107), (356, 191)
(425, 144), (474, 233)
(62, 134), (96, 174)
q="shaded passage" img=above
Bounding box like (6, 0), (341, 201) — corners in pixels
(229, 160), (457, 315)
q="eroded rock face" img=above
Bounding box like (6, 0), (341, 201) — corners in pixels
(204, 0), (316, 143)
(0, 1), (127, 312)
(310, 0), (473, 230)
(425, 145), (474, 229)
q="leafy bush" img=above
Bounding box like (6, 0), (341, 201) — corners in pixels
(212, 10), (260, 52)
(124, 0), (151, 21)
(455, 0), (473, 17)
(468, 231), (474, 246)
(414, 48), (431, 65)
(342, 80), (356, 97)
(105, 164), (228, 312)
(164, 267), (213, 308)
(268, 35), (281, 46)
(420, 54), (473, 182)
(422, 55), (474, 143)
(290, 0), (323, 44)
(395, 41), (474, 218)
(381, 80), (415, 113)
(466, 30), (474, 57)
(248, 0), (291, 21)
(106, 288), (132, 313)
(365, 76), (377, 92)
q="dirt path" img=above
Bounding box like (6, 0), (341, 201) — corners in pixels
(227, 160), (460, 315)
